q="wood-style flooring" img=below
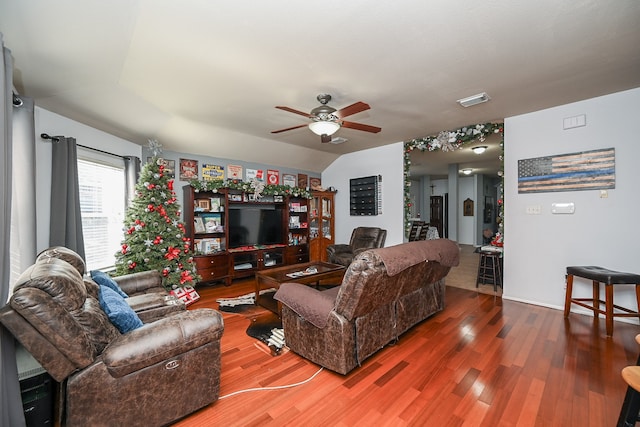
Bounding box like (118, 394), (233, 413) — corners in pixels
(174, 269), (640, 426)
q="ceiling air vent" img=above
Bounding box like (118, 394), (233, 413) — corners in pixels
(456, 92), (491, 108)
(329, 137), (348, 144)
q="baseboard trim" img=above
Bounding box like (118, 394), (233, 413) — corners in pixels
(501, 294), (640, 326)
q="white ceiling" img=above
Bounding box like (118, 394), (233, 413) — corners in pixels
(2, 0), (639, 176)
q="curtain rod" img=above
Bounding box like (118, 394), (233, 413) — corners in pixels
(40, 133), (129, 160)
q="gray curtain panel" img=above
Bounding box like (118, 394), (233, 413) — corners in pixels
(124, 155), (141, 207)
(50, 136), (86, 260)
(0, 33), (28, 427)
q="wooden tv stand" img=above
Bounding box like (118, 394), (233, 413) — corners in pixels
(228, 245), (287, 279)
(183, 185), (311, 285)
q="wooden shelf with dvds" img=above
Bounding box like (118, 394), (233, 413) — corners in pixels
(286, 196), (310, 264)
(183, 185), (314, 284)
(183, 186), (231, 285)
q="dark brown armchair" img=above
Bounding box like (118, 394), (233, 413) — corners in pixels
(36, 246), (186, 322)
(0, 255), (224, 427)
(326, 226), (387, 267)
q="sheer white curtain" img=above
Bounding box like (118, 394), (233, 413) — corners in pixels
(10, 95), (36, 284)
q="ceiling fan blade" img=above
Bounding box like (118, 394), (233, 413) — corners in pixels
(336, 101), (370, 118)
(321, 134), (331, 143)
(275, 106), (312, 118)
(271, 124), (307, 134)
(341, 120), (382, 133)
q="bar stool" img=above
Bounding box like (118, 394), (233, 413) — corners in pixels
(564, 266), (640, 336)
(477, 251), (502, 292)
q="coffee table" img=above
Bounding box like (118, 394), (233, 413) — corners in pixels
(255, 261), (346, 313)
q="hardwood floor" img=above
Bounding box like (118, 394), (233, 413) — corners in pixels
(175, 276), (640, 426)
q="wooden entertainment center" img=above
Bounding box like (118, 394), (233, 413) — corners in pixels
(184, 185), (333, 285)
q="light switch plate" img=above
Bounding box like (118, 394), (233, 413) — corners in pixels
(551, 202), (575, 214)
(563, 114), (586, 130)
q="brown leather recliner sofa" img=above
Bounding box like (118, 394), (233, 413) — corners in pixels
(326, 226), (387, 267)
(275, 239), (459, 374)
(37, 246), (186, 322)
(0, 253), (224, 427)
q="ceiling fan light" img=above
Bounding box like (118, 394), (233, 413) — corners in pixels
(456, 92), (491, 108)
(308, 120), (340, 136)
(472, 146), (488, 154)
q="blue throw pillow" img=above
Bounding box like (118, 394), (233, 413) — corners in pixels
(91, 270), (128, 298)
(98, 286), (143, 333)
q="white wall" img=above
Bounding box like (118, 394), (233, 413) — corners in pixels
(503, 87), (640, 320)
(322, 142), (405, 246)
(458, 176), (475, 244)
(432, 179), (448, 196)
(409, 179), (420, 219)
(34, 107), (142, 251)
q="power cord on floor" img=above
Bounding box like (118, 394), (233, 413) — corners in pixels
(219, 367), (324, 399)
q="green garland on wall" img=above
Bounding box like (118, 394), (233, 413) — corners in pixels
(403, 122), (504, 239)
(189, 179), (313, 199)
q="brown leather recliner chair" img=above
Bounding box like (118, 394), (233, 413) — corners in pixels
(275, 239), (460, 374)
(326, 226), (387, 267)
(0, 256), (224, 427)
(37, 246), (186, 322)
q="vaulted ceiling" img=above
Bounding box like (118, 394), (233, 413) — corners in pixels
(2, 1), (639, 175)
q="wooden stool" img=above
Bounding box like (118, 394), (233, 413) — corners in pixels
(618, 335), (640, 426)
(477, 251), (502, 292)
(564, 266), (640, 336)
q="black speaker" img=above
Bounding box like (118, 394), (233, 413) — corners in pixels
(20, 373), (54, 426)
(16, 344), (54, 426)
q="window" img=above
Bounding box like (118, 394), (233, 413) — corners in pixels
(77, 155), (125, 271)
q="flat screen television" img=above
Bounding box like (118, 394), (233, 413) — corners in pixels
(228, 205), (284, 248)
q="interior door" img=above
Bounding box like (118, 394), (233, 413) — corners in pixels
(430, 196), (444, 238)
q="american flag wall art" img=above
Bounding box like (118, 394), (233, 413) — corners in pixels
(518, 148), (615, 193)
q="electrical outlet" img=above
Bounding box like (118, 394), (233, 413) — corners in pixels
(525, 205), (541, 215)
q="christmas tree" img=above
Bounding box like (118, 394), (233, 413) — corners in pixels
(114, 153), (198, 290)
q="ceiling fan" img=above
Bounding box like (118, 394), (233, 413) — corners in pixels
(271, 94), (382, 143)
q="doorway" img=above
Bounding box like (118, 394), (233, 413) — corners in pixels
(430, 195), (449, 238)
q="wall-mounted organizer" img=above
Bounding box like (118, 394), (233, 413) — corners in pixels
(350, 175), (382, 216)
